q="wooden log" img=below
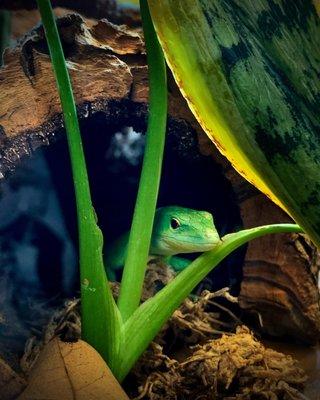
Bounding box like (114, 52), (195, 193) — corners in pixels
(239, 194), (320, 344)
(0, 12), (319, 344)
(0, 13), (200, 174)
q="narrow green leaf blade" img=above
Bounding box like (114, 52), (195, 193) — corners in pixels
(36, 0), (122, 369)
(117, 0), (167, 322)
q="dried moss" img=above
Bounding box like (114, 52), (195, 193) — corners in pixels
(132, 327), (308, 400)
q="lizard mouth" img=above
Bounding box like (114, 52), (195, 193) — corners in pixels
(154, 233), (220, 254)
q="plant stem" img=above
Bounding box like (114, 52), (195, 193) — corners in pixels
(36, 0), (121, 368)
(0, 10), (11, 66)
(117, 0), (167, 322)
(116, 223), (302, 380)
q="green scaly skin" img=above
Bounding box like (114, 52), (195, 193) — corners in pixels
(105, 206), (221, 281)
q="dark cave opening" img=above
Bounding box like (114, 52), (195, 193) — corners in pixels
(0, 107), (245, 360)
(45, 111), (245, 292)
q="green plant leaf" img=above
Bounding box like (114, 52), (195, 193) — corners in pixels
(148, 0), (320, 247)
(117, 0), (167, 322)
(115, 223), (302, 380)
(36, 0), (122, 370)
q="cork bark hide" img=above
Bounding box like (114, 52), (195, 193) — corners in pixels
(0, 12), (201, 175)
(0, 11), (319, 343)
(239, 194), (320, 343)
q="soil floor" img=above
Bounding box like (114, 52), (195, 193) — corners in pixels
(265, 341), (320, 399)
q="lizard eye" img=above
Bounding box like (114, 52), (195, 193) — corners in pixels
(170, 218), (180, 230)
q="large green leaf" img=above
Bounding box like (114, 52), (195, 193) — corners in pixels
(148, 0), (320, 247)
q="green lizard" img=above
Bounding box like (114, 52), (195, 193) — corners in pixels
(105, 206), (221, 281)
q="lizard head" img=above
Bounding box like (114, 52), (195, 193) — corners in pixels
(150, 206), (220, 256)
